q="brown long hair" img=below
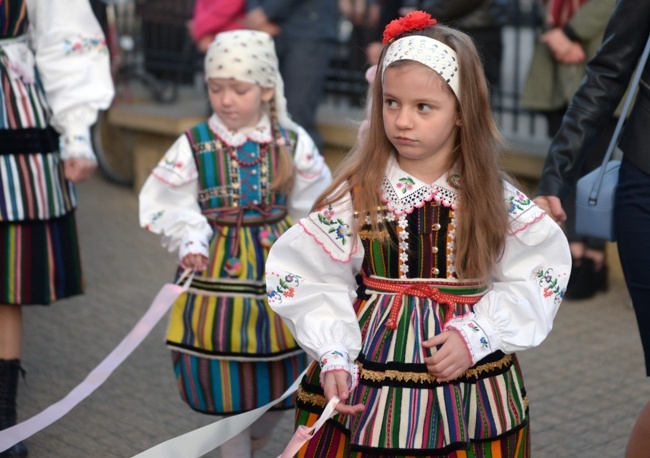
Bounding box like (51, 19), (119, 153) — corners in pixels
(268, 97), (295, 194)
(312, 24), (511, 280)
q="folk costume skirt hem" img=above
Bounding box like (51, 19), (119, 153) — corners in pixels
(170, 348), (307, 415)
(0, 211), (83, 305)
(293, 359), (530, 458)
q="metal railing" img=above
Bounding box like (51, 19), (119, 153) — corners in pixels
(323, 0), (550, 146)
(104, 1), (551, 150)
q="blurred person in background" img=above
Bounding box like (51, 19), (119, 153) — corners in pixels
(420, 0), (517, 99)
(188, 0), (247, 53)
(364, 0), (516, 99)
(532, 0), (650, 455)
(522, 0), (617, 300)
(245, 0), (340, 153)
(0, 1), (113, 456)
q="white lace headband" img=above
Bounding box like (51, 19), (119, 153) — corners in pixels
(383, 35), (460, 100)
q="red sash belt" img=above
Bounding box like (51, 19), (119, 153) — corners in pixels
(362, 274), (484, 329)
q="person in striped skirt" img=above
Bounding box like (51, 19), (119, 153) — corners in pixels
(266, 11), (571, 457)
(0, 1), (113, 456)
(139, 30), (332, 457)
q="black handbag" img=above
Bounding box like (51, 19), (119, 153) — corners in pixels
(575, 35), (650, 241)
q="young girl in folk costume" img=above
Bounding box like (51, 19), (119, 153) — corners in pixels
(139, 30), (331, 457)
(266, 11), (571, 458)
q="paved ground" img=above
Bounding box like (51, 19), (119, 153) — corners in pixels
(13, 173), (650, 458)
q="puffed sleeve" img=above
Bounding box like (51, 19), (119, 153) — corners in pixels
(139, 135), (213, 263)
(445, 184), (571, 365)
(26, 0), (114, 160)
(266, 189), (363, 388)
(287, 125), (332, 221)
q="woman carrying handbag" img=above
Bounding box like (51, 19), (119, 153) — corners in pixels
(534, 1), (650, 456)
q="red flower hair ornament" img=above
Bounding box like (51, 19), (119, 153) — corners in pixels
(382, 11), (438, 44)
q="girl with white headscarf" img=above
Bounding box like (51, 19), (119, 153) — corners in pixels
(139, 30), (331, 456)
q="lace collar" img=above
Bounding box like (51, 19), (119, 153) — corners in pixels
(207, 113), (273, 147)
(382, 154), (460, 215)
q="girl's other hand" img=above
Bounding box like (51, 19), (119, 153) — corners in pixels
(422, 330), (472, 382)
(322, 370), (365, 416)
(181, 254), (208, 272)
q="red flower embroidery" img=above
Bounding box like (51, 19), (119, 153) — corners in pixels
(382, 11), (437, 44)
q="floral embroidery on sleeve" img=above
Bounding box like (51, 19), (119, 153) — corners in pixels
(536, 268), (565, 304)
(267, 272), (303, 304)
(143, 210), (164, 231)
(507, 191), (532, 214)
(319, 349), (359, 390)
(162, 157), (185, 170)
(317, 205), (352, 246)
(64, 35), (108, 55)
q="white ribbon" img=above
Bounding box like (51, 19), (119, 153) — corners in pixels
(0, 270), (193, 453)
(131, 368), (313, 458)
(0, 267), (333, 458)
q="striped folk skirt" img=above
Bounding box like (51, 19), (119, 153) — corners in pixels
(166, 217), (307, 415)
(0, 212), (83, 305)
(293, 278), (531, 457)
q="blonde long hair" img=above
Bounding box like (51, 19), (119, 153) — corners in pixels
(312, 24), (511, 280)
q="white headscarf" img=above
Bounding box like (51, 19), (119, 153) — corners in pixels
(204, 30), (297, 130)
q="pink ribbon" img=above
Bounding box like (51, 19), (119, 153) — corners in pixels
(276, 396), (340, 458)
(0, 270), (193, 453)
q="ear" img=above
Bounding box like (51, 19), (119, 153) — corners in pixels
(262, 87), (275, 102)
(455, 117), (463, 127)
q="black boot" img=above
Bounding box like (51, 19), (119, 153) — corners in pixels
(0, 359), (28, 457)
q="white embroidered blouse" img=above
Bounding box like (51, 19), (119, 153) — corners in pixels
(139, 113), (332, 263)
(2, 0), (115, 159)
(266, 155), (571, 386)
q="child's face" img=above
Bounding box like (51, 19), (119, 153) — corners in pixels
(207, 78), (275, 130)
(382, 63), (461, 181)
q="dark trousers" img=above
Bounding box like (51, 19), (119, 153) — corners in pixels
(274, 36), (336, 153)
(615, 156), (650, 375)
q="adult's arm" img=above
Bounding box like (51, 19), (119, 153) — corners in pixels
(537, 0), (650, 200)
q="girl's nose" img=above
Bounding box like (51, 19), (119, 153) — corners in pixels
(395, 110), (412, 129)
(220, 90), (234, 105)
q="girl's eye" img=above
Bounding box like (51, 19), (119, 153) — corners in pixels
(209, 86), (222, 93)
(235, 88), (249, 95)
(417, 103), (432, 112)
(384, 99), (397, 108)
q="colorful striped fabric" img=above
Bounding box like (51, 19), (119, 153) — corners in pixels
(289, 200), (531, 456)
(0, 211), (83, 305)
(0, 0), (28, 38)
(0, 56), (49, 130)
(187, 122), (295, 213)
(171, 349), (307, 415)
(165, 121), (306, 415)
(0, 146), (77, 221)
(2, 6), (77, 223)
(0, 1), (82, 306)
(166, 219), (299, 357)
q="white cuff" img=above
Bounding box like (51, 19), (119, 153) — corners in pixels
(318, 348), (359, 391)
(444, 313), (499, 365)
(59, 125), (95, 161)
(178, 233), (210, 262)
